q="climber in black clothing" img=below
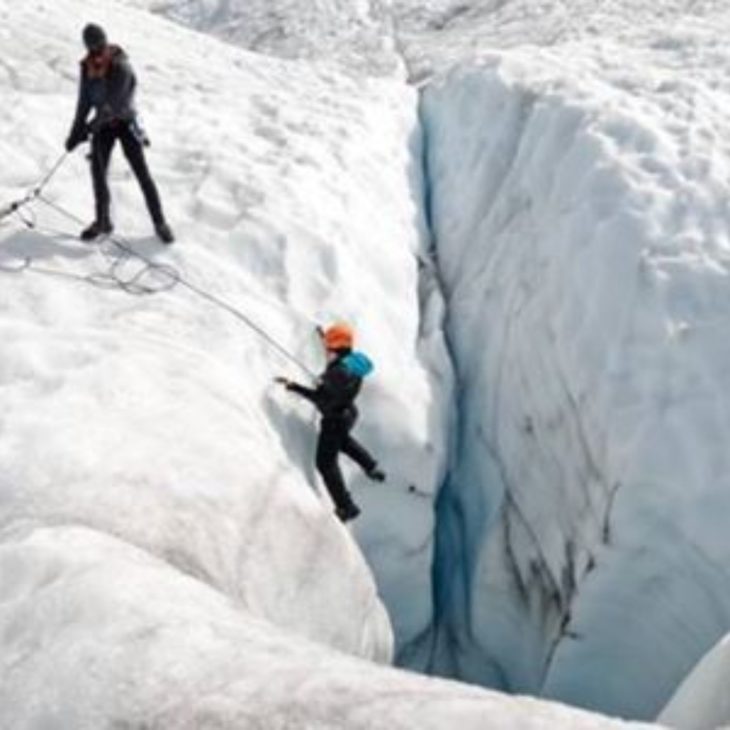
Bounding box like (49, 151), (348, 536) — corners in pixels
(65, 23), (174, 244)
(276, 323), (385, 523)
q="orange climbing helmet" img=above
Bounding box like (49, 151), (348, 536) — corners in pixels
(322, 322), (354, 351)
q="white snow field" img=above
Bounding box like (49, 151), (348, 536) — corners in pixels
(0, 0), (468, 726)
(396, 1), (717, 73)
(658, 632), (730, 730)
(1, 0), (729, 727)
(0, 0), (462, 662)
(121, 0), (404, 77)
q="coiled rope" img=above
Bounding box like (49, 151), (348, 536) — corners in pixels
(1, 156), (317, 378)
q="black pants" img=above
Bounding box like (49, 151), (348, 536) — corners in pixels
(91, 123), (165, 226)
(316, 412), (377, 511)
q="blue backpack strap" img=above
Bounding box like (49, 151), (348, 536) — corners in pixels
(342, 351), (374, 378)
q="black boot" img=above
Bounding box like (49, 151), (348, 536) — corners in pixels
(80, 219), (113, 241)
(365, 466), (386, 483)
(155, 221), (175, 244)
(335, 502), (361, 523)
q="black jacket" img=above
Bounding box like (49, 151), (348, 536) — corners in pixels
(287, 354), (363, 420)
(67, 45), (137, 148)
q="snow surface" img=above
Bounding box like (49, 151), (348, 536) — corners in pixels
(658, 632), (730, 730)
(2, 0), (730, 726)
(0, 0), (459, 719)
(0, 523), (654, 728)
(392, 0), (723, 81)
(120, 0), (404, 76)
(2, 0), (433, 658)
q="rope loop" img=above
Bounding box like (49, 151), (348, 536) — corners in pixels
(1, 159), (316, 378)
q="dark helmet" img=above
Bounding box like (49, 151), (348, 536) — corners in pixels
(82, 23), (107, 52)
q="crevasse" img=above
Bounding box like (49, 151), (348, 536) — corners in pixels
(407, 44), (730, 722)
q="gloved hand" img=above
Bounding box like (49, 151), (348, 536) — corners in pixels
(65, 124), (89, 152)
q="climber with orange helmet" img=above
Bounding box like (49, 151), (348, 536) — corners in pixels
(276, 322), (385, 523)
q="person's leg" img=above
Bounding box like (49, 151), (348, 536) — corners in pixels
(342, 435), (385, 482)
(339, 411), (385, 481)
(316, 419), (359, 517)
(118, 123), (166, 227)
(341, 434), (377, 472)
(90, 128), (116, 227)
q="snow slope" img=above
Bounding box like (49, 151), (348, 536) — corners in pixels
(658, 633), (730, 730)
(0, 523), (655, 729)
(419, 1), (730, 721)
(0, 0), (453, 703)
(121, 0), (403, 76)
(1, 0), (416, 660)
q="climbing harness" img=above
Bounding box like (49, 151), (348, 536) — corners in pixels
(0, 158), (317, 378)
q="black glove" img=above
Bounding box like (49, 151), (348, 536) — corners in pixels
(65, 124), (89, 152)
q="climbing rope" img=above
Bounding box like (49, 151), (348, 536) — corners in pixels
(0, 159), (317, 379)
(0, 152), (68, 223)
(35, 193), (180, 296)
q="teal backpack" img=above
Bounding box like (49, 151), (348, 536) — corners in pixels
(342, 351), (374, 378)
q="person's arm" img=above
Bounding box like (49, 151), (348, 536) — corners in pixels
(277, 367), (351, 411)
(284, 380), (320, 404)
(65, 66), (91, 151)
(276, 375), (330, 408)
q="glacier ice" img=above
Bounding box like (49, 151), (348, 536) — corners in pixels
(0, 524), (652, 728)
(659, 632), (730, 730)
(419, 6), (730, 720)
(2, 0), (730, 726)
